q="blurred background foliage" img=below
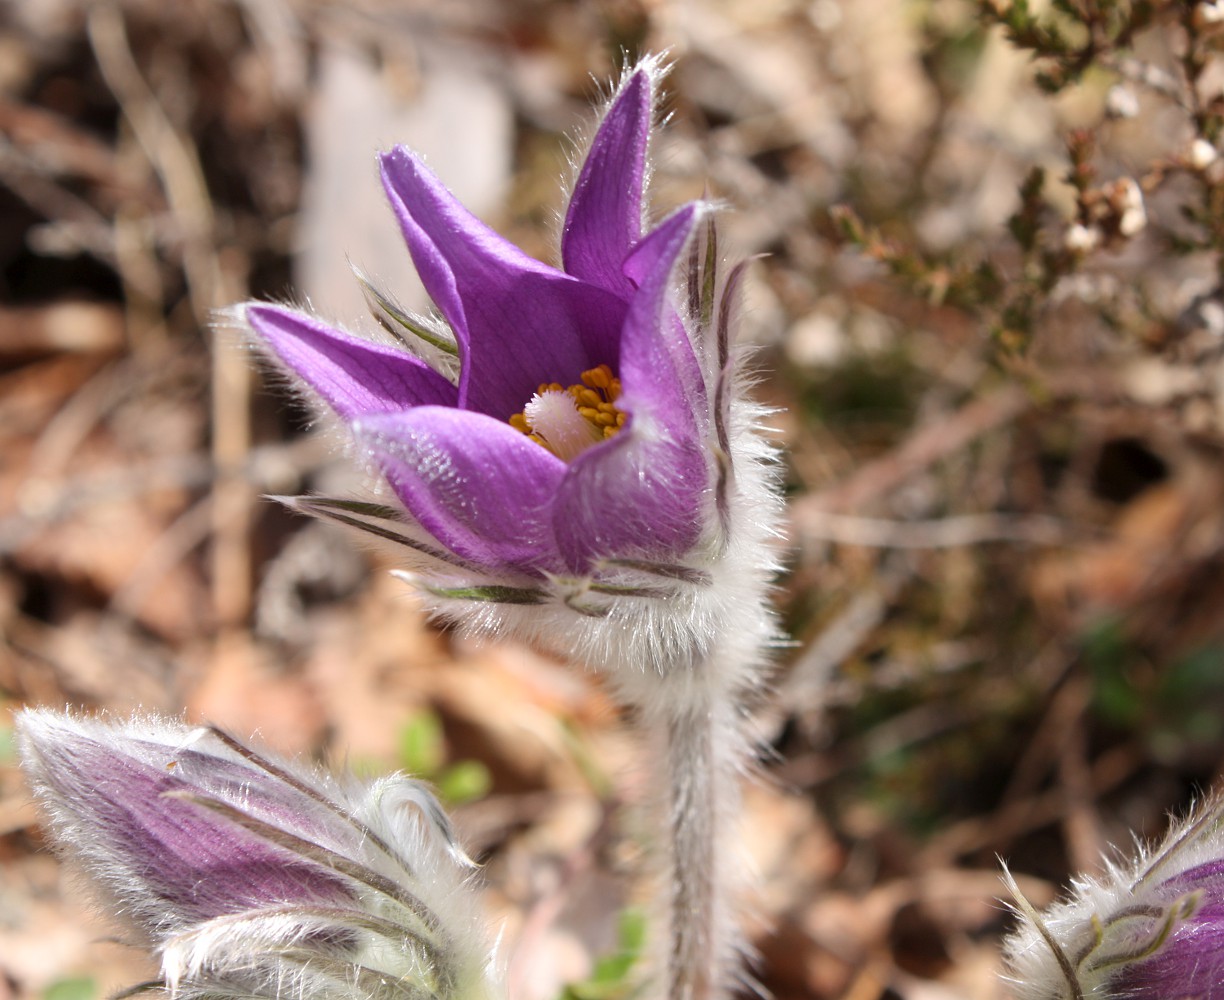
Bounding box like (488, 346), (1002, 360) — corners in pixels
(4, 0), (1224, 997)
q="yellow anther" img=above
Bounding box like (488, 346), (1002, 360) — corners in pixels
(508, 363), (628, 460)
(587, 365), (621, 403)
(583, 364), (612, 390)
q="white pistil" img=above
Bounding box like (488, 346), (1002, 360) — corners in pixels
(524, 390), (604, 462)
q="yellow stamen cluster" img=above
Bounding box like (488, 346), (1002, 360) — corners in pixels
(509, 364), (626, 458)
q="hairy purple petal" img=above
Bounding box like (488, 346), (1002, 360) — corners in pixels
(1110, 859), (1224, 999)
(357, 407), (567, 574)
(18, 714), (353, 936)
(616, 205), (710, 421)
(1006, 797), (1224, 1000)
(1114, 921), (1224, 998)
(553, 207), (710, 569)
(18, 710), (502, 1000)
(247, 304), (457, 418)
(380, 148), (626, 419)
(562, 68), (652, 296)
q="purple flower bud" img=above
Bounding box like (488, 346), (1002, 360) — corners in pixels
(237, 57), (783, 684)
(1004, 796), (1224, 1000)
(18, 710), (500, 1000)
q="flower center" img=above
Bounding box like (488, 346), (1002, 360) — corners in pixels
(508, 364), (626, 461)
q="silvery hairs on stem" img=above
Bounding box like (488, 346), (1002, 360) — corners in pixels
(1004, 794), (1224, 999)
(18, 710), (501, 1000)
(236, 54), (782, 1000)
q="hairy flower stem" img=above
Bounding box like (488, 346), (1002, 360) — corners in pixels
(654, 676), (744, 1000)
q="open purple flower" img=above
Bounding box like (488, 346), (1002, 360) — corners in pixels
(18, 710), (498, 1000)
(240, 60), (784, 1000)
(1004, 795), (1224, 1000)
(241, 58), (769, 658)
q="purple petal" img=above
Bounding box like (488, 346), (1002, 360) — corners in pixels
(246, 304), (457, 419)
(623, 209), (690, 288)
(553, 207), (712, 570)
(380, 149), (627, 420)
(357, 407), (567, 574)
(1159, 858), (1224, 904)
(616, 205), (710, 428)
(552, 416), (709, 573)
(1108, 862), (1224, 998)
(1114, 918), (1224, 998)
(18, 716), (352, 934)
(562, 69), (652, 296)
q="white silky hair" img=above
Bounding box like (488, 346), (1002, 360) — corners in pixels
(18, 709), (503, 1000)
(1002, 795), (1224, 1000)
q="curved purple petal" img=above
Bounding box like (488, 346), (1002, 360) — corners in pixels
(562, 69), (652, 296)
(552, 207), (712, 570)
(1111, 862), (1224, 998)
(357, 407), (567, 574)
(1114, 920), (1224, 998)
(1158, 858), (1224, 898)
(19, 720), (353, 934)
(552, 418), (709, 573)
(622, 202), (701, 289)
(246, 304), (457, 419)
(102, 758), (350, 922)
(380, 149), (626, 420)
(616, 205), (709, 425)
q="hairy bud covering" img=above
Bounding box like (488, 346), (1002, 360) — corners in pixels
(18, 710), (501, 1000)
(1004, 795), (1224, 1000)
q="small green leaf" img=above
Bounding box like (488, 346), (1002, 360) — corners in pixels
(561, 909), (647, 1000)
(399, 711), (446, 777)
(282, 496), (475, 569)
(423, 583), (548, 605)
(438, 760), (492, 804)
(43, 978), (96, 1000)
(353, 267), (460, 357)
(596, 558), (711, 586)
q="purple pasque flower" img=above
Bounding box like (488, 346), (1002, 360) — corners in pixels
(17, 710), (499, 1000)
(241, 57), (779, 677)
(1004, 795), (1224, 1000)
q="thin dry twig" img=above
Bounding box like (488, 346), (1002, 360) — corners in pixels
(87, 3), (254, 628)
(796, 384), (1031, 516)
(796, 511), (1070, 549)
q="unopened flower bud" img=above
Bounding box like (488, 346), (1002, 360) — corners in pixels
(18, 710), (501, 1000)
(1005, 796), (1224, 999)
